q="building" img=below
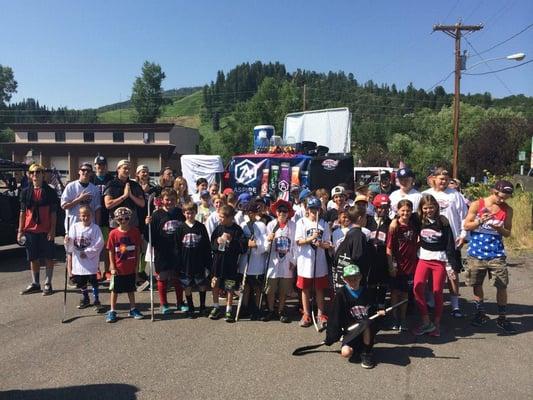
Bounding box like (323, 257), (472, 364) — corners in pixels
(1, 123), (199, 182)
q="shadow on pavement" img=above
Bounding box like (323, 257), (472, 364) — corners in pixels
(1, 383), (139, 400)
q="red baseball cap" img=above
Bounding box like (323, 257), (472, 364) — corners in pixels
(222, 188), (234, 196)
(372, 194), (390, 208)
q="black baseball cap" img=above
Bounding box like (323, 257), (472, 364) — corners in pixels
(94, 155), (107, 165)
(397, 167), (415, 179)
(494, 180), (514, 195)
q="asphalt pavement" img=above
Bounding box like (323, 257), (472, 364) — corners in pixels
(1, 247), (532, 400)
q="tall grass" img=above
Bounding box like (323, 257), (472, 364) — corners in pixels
(504, 191), (533, 252)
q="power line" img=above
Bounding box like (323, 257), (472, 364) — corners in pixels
(473, 22), (533, 57)
(427, 70), (455, 91)
(464, 59), (533, 75)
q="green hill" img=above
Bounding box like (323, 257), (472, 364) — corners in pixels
(98, 90), (204, 128)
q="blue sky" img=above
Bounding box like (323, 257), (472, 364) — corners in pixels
(2, 0), (532, 109)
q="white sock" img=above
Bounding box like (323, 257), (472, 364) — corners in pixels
(451, 295), (459, 310)
(226, 304), (232, 312)
(213, 303), (219, 308)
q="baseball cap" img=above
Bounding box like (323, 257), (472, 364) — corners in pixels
(299, 188), (312, 202)
(372, 194), (390, 208)
(114, 207), (133, 219)
(331, 186), (346, 197)
(79, 162), (93, 171)
(136, 164), (149, 174)
(368, 183), (380, 194)
(380, 170), (391, 179)
(246, 199), (263, 213)
(397, 167), (415, 179)
(237, 192), (252, 204)
(306, 196), (321, 209)
(354, 194), (368, 203)
(494, 180), (514, 195)
(200, 189), (210, 198)
(343, 264), (362, 277)
(116, 159), (130, 170)
(222, 188), (234, 196)
(94, 155), (107, 165)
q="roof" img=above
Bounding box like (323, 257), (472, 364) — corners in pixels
(6, 123), (176, 132)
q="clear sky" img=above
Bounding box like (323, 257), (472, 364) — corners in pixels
(2, 0), (532, 109)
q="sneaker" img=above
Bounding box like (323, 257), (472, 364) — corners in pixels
(129, 308), (144, 320)
(199, 307), (209, 317)
(160, 304), (172, 315)
(318, 314), (328, 331)
(261, 310), (276, 322)
(471, 312), (490, 327)
(496, 317), (517, 334)
(428, 326), (441, 337)
(68, 277), (77, 289)
(77, 298), (90, 309)
(399, 320), (409, 332)
(209, 307), (222, 320)
(225, 311), (235, 323)
(360, 352), (375, 369)
(185, 308), (197, 319)
(451, 309), (464, 318)
(136, 280), (150, 292)
(413, 322), (436, 336)
(279, 311), (291, 324)
(250, 309), (261, 321)
(179, 304), (189, 313)
(299, 314), (312, 328)
(42, 283), (53, 296)
(105, 310), (117, 323)
(390, 320), (400, 331)
(20, 283), (41, 295)
(93, 300), (104, 313)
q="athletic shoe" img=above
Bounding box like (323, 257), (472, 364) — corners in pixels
(279, 311), (291, 324)
(451, 309), (464, 318)
(360, 352), (375, 369)
(129, 308), (144, 320)
(496, 317), (517, 334)
(413, 322), (436, 336)
(20, 283), (41, 295)
(399, 321), (409, 332)
(299, 314), (312, 328)
(106, 310), (117, 323)
(471, 312), (490, 327)
(209, 307), (222, 320)
(179, 304), (189, 312)
(428, 327), (441, 337)
(225, 311), (235, 323)
(136, 280), (150, 292)
(93, 300), (104, 313)
(318, 314), (328, 331)
(198, 307), (209, 317)
(390, 320), (400, 331)
(185, 308), (197, 319)
(261, 310), (276, 322)
(250, 310), (261, 321)
(68, 277), (77, 289)
(77, 298), (90, 309)
(160, 304), (172, 315)
(42, 283), (53, 296)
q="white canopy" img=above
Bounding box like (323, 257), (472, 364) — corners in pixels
(180, 154), (224, 191)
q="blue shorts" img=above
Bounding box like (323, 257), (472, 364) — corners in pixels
(180, 275), (209, 289)
(25, 232), (55, 261)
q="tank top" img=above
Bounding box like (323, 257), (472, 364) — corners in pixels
(467, 198), (507, 260)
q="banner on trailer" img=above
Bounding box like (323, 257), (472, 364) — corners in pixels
(229, 154), (312, 197)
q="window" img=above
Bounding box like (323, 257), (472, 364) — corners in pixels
(83, 131), (94, 142)
(27, 131), (38, 142)
(143, 132), (155, 143)
(55, 131), (65, 142)
(113, 131), (124, 143)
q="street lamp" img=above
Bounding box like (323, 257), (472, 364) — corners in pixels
(451, 51), (526, 178)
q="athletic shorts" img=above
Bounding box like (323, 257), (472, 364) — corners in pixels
(464, 256), (508, 289)
(156, 270), (178, 281)
(265, 277), (294, 295)
(390, 274), (414, 293)
(179, 275), (208, 289)
(217, 278), (238, 292)
(241, 274), (264, 289)
(296, 275), (329, 290)
(25, 232), (55, 261)
(71, 274), (98, 289)
(110, 273), (136, 293)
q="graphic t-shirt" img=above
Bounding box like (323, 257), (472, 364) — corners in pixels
(386, 221), (418, 275)
(266, 219), (296, 279)
(107, 227), (142, 275)
(295, 217), (331, 278)
(176, 221), (212, 277)
(67, 222), (104, 275)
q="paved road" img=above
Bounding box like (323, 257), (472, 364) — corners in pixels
(1, 247), (532, 400)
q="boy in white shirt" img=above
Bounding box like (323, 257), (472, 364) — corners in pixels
(295, 196), (332, 330)
(65, 205), (104, 311)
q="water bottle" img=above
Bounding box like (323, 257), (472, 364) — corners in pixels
(17, 234), (26, 246)
(218, 237), (226, 252)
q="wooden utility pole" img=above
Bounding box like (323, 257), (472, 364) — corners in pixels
(433, 22), (483, 178)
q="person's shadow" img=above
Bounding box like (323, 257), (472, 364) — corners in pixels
(1, 383), (139, 400)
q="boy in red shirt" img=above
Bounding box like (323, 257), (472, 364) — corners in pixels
(106, 207), (143, 322)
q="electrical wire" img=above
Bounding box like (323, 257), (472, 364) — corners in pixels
(464, 59), (533, 75)
(472, 22), (533, 57)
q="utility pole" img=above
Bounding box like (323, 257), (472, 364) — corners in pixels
(433, 22), (483, 178)
(302, 84), (307, 111)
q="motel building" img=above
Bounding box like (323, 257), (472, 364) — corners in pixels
(2, 123), (199, 183)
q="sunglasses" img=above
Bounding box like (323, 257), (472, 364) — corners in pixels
(117, 216), (130, 221)
(80, 168), (91, 172)
(31, 170), (43, 175)
(277, 208), (289, 213)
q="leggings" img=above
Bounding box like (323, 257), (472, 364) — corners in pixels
(413, 259), (446, 320)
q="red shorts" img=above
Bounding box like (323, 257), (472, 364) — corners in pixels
(296, 275), (330, 290)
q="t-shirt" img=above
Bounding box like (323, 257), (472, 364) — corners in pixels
(91, 173), (114, 228)
(176, 220), (212, 278)
(149, 208), (184, 272)
(211, 223), (247, 279)
(67, 222), (104, 275)
(196, 204), (215, 224)
(61, 180), (101, 231)
(423, 187), (467, 240)
(238, 220), (268, 276)
(266, 219), (296, 279)
(295, 217), (331, 279)
(386, 221), (418, 275)
(107, 227), (142, 275)
(104, 178), (144, 228)
(21, 187), (57, 234)
(467, 198), (508, 260)
(389, 188), (422, 218)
